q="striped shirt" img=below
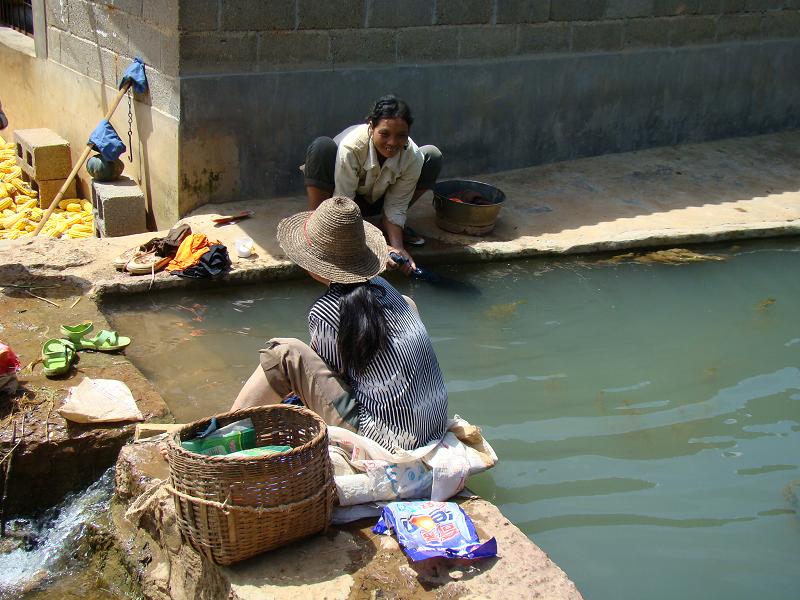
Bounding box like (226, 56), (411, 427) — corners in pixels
(308, 277), (448, 451)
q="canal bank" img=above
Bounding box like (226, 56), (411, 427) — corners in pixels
(1, 129), (798, 297)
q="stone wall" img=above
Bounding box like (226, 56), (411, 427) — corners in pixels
(178, 0), (800, 74)
(178, 0), (800, 207)
(46, 0), (179, 117)
(4, 1), (800, 226)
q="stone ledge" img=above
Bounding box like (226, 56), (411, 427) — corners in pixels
(114, 441), (584, 600)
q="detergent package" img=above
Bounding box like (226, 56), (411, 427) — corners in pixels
(181, 418), (256, 456)
(373, 501), (497, 561)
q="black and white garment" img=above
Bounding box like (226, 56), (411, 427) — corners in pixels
(308, 276), (448, 451)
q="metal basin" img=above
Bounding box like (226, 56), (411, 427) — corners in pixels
(433, 179), (506, 236)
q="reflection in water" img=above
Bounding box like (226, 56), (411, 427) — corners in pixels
(105, 238), (800, 600)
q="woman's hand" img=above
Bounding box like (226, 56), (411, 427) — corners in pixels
(387, 245), (416, 276)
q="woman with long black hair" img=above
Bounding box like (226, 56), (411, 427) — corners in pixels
(231, 197), (448, 451)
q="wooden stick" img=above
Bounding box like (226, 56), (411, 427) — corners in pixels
(32, 83), (131, 237)
(24, 289), (60, 307)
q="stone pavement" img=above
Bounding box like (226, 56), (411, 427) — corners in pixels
(1, 130), (798, 295)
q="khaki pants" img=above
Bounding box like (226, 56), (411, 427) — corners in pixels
(231, 337), (358, 432)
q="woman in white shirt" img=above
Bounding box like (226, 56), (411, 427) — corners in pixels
(303, 95), (442, 272)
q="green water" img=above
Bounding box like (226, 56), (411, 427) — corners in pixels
(105, 239), (800, 600)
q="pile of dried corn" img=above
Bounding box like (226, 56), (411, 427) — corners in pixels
(0, 134), (94, 240)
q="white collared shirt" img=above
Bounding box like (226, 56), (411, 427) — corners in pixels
(333, 124), (424, 227)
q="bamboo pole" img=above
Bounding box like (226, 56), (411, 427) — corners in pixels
(32, 83), (131, 237)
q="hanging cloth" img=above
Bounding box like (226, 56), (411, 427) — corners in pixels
(88, 120), (126, 162)
(119, 57), (148, 94)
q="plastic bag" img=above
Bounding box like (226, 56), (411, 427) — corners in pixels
(58, 377), (144, 423)
(373, 501), (498, 561)
(328, 416), (498, 506)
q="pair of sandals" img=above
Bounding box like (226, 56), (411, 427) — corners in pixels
(113, 223), (192, 275)
(41, 322), (131, 377)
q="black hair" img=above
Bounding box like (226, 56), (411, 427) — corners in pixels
(335, 282), (388, 375)
(366, 94), (414, 128)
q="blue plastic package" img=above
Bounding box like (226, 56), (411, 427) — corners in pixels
(373, 501), (498, 561)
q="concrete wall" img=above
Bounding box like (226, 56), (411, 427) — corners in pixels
(4, 1), (800, 226)
(178, 0), (800, 207)
(0, 0), (180, 228)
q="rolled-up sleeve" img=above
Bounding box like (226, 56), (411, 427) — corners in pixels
(333, 143), (361, 200)
(382, 153), (423, 227)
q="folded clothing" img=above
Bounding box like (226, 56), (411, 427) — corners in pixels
(175, 244), (231, 279)
(167, 233), (220, 271)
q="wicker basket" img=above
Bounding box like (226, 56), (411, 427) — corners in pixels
(165, 404), (334, 565)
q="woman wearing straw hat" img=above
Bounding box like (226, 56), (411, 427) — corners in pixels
(231, 197), (448, 451)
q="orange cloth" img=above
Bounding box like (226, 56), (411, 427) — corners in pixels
(166, 233), (219, 271)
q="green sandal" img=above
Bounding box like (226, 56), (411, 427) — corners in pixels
(60, 321), (94, 340)
(72, 329), (131, 352)
(42, 338), (76, 377)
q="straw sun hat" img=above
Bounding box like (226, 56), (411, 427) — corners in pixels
(277, 197), (389, 284)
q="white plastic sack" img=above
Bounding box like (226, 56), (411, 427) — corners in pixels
(59, 377), (144, 423)
(328, 416), (498, 506)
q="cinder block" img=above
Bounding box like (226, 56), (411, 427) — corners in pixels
(744, 0), (784, 10)
(625, 17), (672, 47)
(436, 0), (493, 25)
(13, 128), (72, 181)
(670, 15), (717, 45)
(180, 32), (258, 74)
(128, 19), (166, 70)
(368, 0), (433, 27)
(331, 30), (396, 67)
(571, 21), (624, 52)
(551, 0), (608, 21)
(496, 0), (551, 24)
(763, 11), (800, 37)
(605, 0), (657, 19)
(653, 0), (700, 16)
(717, 13), (763, 40)
(92, 176), (148, 238)
(19, 172), (78, 209)
(221, 0), (295, 30)
(518, 22), (571, 53)
(45, 0), (68, 30)
(178, 0), (219, 31)
(143, 0), (179, 30)
(297, 0), (364, 29)
(397, 27), (460, 63)
(459, 25), (517, 59)
(258, 31), (331, 70)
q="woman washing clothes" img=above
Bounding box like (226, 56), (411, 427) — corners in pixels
(231, 197), (448, 451)
(302, 95), (442, 275)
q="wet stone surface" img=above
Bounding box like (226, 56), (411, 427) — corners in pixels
(115, 441), (583, 600)
(0, 278), (171, 518)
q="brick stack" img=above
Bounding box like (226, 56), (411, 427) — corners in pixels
(13, 128), (76, 209)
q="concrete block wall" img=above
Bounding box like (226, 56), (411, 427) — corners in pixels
(175, 0), (800, 208)
(176, 0), (800, 74)
(45, 0), (179, 117)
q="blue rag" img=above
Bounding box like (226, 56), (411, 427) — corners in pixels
(119, 57), (148, 94)
(88, 120), (126, 162)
